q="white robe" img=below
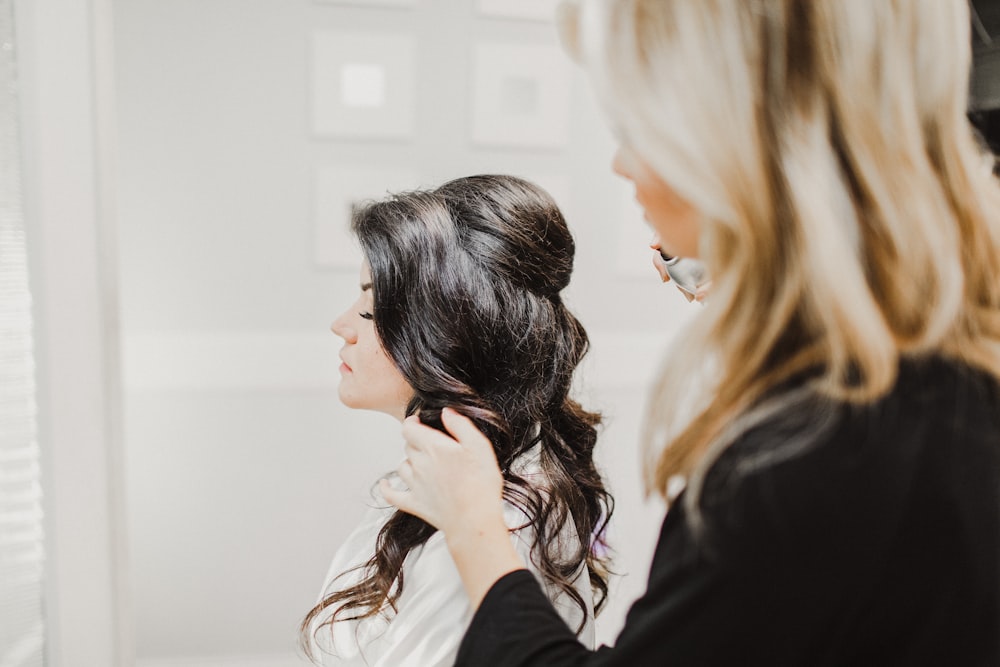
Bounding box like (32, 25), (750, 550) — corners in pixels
(310, 451), (596, 666)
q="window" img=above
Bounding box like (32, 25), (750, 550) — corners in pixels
(0, 0), (46, 664)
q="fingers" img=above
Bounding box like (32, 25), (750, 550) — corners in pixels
(396, 457), (414, 486)
(441, 408), (499, 470)
(379, 477), (411, 512)
(401, 414), (453, 453)
(651, 251), (672, 283)
(649, 235), (673, 284)
(440, 407), (495, 458)
(402, 408), (491, 453)
(694, 281), (712, 303)
(379, 471), (431, 524)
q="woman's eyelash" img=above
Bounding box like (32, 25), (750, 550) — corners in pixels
(359, 311), (374, 321)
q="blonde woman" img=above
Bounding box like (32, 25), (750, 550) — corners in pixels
(381, 0), (1000, 664)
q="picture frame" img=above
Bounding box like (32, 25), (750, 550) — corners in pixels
(311, 31), (416, 139)
(470, 43), (572, 149)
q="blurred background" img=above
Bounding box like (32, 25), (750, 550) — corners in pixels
(4, 1), (999, 666)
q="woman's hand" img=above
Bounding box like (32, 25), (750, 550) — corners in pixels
(380, 407), (505, 536)
(380, 407), (523, 609)
(652, 249), (678, 285)
(650, 234), (708, 302)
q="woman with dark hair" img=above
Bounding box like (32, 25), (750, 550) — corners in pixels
(300, 174), (613, 666)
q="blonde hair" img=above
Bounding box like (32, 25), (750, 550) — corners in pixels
(561, 0), (1000, 505)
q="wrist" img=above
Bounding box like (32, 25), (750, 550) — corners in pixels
(444, 512), (524, 611)
(444, 510), (509, 552)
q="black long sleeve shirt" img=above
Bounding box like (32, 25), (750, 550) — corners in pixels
(457, 358), (1000, 666)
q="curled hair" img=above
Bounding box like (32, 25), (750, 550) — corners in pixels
(301, 175), (613, 656)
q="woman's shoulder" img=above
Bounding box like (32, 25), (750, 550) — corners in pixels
(837, 355), (999, 462)
(699, 355), (1000, 563)
(719, 355), (999, 469)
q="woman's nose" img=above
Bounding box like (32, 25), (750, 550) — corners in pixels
(649, 232), (662, 251)
(330, 314), (356, 343)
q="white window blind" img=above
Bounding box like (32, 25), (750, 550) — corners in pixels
(0, 0), (45, 664)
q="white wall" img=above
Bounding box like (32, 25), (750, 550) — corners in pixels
(113, 1), (699, 663)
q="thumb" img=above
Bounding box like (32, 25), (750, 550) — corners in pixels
(379, 478), (416, 515)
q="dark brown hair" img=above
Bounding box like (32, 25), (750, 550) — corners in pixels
(301, 175), (613, 657)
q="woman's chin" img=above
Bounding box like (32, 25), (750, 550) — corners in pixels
(336, 385), (358, 410)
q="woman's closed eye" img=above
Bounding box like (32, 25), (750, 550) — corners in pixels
(359, 311), (374, 321)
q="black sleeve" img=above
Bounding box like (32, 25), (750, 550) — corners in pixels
(455, 569), (599, 666)
(456, 503), (796, 667)
(457, 359), (1000, 666)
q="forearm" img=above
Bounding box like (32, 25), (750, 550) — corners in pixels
(445, 514), (526, 610)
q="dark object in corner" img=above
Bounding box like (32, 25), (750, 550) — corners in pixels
(970, 0), (1000, 169)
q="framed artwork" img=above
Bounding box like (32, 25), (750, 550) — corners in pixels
(314, 166), (421, 269)
(470, 43), (572, 149)
(314, 0), (416, 7)
(311, 31), (415, 139)
(477, 0), (560, 21)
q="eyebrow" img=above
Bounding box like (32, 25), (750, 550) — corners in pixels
(360, 282), (373, 291)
